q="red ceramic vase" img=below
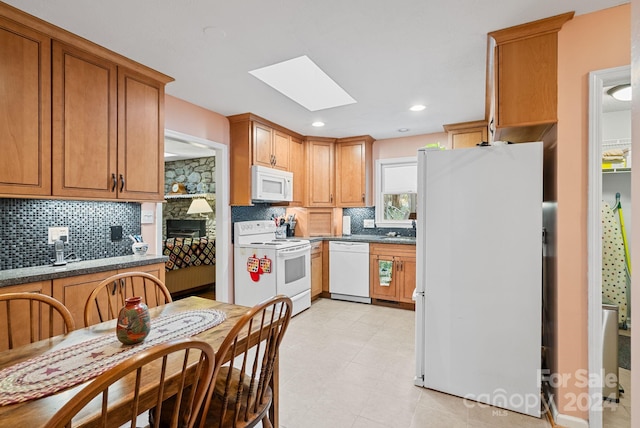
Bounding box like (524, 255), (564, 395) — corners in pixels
(116, 296), (151, 345)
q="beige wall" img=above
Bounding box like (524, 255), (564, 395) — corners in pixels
(165, 95), (230, 145)
(556, 4), (630, 420)
(373, 132), (449, 159)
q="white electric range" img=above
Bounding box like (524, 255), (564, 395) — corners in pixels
(233, 220), (311, 316)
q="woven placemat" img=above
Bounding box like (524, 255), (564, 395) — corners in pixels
(0, 308), (226, 406)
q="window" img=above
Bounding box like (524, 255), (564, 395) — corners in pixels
(375, 157), (417, 228)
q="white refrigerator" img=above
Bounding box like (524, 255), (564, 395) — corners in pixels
(414, 142), (543, 417)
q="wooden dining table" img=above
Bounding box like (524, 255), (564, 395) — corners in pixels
(0, 296), (280, 427)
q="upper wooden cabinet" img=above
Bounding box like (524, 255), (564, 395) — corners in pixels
(253, 123), (290, 170)
(305, 138), (336, 207)
(0, 16), (51, 196)
(228, 113), (302, 205)
(486, 12), (573, 143)
(0, 2), (172, 201)
(289, 136), (305, 206)
(116, 68), (165, 200)
(443, 121), (487, 149)
(335, 136), (374, 207)
(52, 42), (117, 198)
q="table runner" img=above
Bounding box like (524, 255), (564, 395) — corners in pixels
(0, 308), (226, 405)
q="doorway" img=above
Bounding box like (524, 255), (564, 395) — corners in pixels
(588, 65), (632, 428)
(161, 129), (230, 303)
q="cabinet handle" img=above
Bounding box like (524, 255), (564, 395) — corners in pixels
(119, 174), (125, 192)
(362, 193), (365, 202)
(273, 155), (277, 166)
(489, 117), (495, 137)
(330, 193), (333, 203)
(111, 173), (117, 192)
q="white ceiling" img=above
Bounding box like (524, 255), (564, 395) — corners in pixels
(6, 0), (629, 142)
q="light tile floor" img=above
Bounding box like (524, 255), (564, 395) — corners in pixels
(278, 298), (551, 428)
(602, 367), (631, 427)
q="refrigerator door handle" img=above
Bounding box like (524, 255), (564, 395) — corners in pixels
(412, 289), (424, 301)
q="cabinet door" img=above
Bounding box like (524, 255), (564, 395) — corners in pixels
(310, 244), (323, 299)
(336, 141), (366, 206)
(272, 130), (290, 170)
(307, 140), (335, 206)
(497, 34), (557, 127)
(444, 121), (488, 149)
(0, 17), (51, 196)
(253, 123), (273, 168)
(370, 255), (398, 300)
(451, 130), (485, 149)
(118, 68), (165, 200)
(289, 136), (305, 205)
(0, 281), (53, 351)
(398, 256), (417, 303)
(52, 41), (117, 198)
(52, 270), (115, 328)
(119, 263), (166, 286)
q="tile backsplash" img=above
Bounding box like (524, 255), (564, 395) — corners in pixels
(0, 199), (141, 270)
(230, 206), (415, 238)
(343, 207), (415, 237)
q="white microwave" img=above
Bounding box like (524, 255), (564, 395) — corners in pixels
(251, 165), (293, 202)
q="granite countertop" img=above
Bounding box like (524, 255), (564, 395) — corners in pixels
(298, 235), (416, 245)
(0, 255), (169, 288)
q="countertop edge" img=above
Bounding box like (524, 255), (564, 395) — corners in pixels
(301, 235), (416, 245)
(0, 255), (169, 287)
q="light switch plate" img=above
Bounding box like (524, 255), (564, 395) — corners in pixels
(48, 226), (69, 244)
(363, 219), (375, 228)
(141, 210), (154, 224)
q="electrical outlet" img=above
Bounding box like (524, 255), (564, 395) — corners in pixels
(48, 226), (69, 244)
(363, 219), (375, 228)
(110, 225), (123, 241)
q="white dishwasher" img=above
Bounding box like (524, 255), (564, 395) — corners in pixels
(329, 241), (371, 303)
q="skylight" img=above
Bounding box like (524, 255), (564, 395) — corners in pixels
(249, 55), (356, 112)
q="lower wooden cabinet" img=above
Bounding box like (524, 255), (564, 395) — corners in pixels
(369, 244), (416, 305)
(52, 263), (165, 328)
(310, 241), (323, 300)
(0, 280), (53, 351)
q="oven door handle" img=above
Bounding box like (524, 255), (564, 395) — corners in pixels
(277, 244), (310, 257)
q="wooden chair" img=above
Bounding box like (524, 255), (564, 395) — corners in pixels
(156, 295), (293, 428)
(43, 338), (215, 428)
(0, 292), (75, 351)
(84, 272), (172, 326)
(201, 295), (292, 428)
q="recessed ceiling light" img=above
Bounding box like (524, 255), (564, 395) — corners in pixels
(249, 55), (357, 111)
(312, 121), (325, 127)
(608, 84), (631, 101)
(410, 105), (426, 112)
(398, 128), (410, 132)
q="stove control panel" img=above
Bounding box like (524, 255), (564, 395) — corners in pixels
(235, 220), (278, 236)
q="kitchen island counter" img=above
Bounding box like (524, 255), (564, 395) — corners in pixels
(0, 255), (168, 288)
